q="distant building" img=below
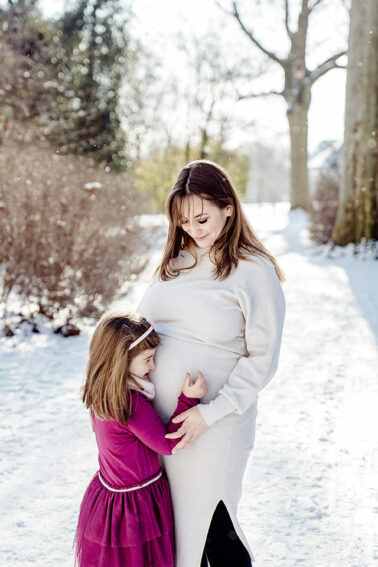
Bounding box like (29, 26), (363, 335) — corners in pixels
(308, 140), (341, 194)
(246, 142), (290, 203)
(246, 140), (341, 203)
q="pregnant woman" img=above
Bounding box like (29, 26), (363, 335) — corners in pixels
(138, 160), (286, 567)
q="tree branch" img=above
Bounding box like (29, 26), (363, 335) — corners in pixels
(308, 0), (326, 12)
(215, 0), (233, 17)
(284, 0), (292, 37)
(236, 89), (283, 101)
(231, 2), (285, 68)
(308, 50), (347, 84)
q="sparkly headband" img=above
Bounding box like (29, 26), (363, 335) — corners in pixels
(129, 324), (154, 350)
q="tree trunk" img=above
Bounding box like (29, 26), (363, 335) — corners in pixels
(199, 128), (209, 159)
(230, 1), (347, 212)
(332, 0), (378, 245)
(285, 4), (310, 212)
(287, 87), (311, 210)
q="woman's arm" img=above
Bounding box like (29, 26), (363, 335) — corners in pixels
(127, 391), (199, 455)
(200, 257), (286, 425)
(167, 257), (285, 450)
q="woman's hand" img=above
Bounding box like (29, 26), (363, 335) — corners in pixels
(182, 370), (208, 399)
(165, 405), (208, 453)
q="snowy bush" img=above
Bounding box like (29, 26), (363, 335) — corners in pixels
(0, 142), (147, 332)
(309, 171), (339, 244)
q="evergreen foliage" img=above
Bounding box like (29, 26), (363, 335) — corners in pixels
(0, 0), (61, 135)
(56, 0), (131, 169)
(0, 0), (131, 170)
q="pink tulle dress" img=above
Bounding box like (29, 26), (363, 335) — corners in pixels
(74, 387), (199, 567)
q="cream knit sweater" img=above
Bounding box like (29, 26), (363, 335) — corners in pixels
(138, 248), (286, 567)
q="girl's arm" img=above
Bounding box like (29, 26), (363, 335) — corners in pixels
(127, 391), (199, 455)
(90, 409), (95, 432)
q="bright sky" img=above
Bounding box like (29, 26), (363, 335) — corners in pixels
(39, 0), (348, 154)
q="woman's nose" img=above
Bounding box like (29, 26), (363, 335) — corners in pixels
(149, 360), (155, 370)
(193, 226), (203, 236)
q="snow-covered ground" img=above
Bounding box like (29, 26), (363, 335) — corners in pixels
(1, 203), (377, 567)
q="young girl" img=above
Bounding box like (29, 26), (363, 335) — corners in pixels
(74, 312), (207, 567)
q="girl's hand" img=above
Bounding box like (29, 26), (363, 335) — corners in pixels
(182, 370), (208, 399)
(166, 406), (208, 453)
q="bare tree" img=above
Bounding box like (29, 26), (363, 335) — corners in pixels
(332, 0), (377, 245)
(178, 32), (242, 160)
(120, 41), (162, 163)
(219, 0), (347, 210)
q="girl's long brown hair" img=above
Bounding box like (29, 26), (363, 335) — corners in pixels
(158, 160), (284, 282)
(82, 313), (160, 424)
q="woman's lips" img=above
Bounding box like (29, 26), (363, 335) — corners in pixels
(196, 234), (208, 241)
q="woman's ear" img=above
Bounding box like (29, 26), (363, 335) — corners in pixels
(225, 205), (234, 218)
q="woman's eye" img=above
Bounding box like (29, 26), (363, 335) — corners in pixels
(199, 219), (208, 224)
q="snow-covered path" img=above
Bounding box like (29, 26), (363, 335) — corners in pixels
(1, 203), (377, 567)
(239, 205), (378, 567)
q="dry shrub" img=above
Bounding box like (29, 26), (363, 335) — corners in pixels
(309, 171), (339, 244)
(0, 141), (147, 328)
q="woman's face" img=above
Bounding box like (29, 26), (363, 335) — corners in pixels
(179, 195), (233, 248)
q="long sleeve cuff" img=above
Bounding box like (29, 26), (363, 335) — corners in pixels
(178, 392), (200, 407)
(197, 394), (235, 427)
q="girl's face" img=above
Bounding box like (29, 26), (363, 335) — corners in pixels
(129, 348), (156, 381)
(179, 194), (233, 248)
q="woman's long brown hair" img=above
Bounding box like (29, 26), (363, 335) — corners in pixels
(82, 312), (160, 424)
(158, 160), (285, 282)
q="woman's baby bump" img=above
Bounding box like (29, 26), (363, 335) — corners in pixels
(150, 335), (239, 420)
